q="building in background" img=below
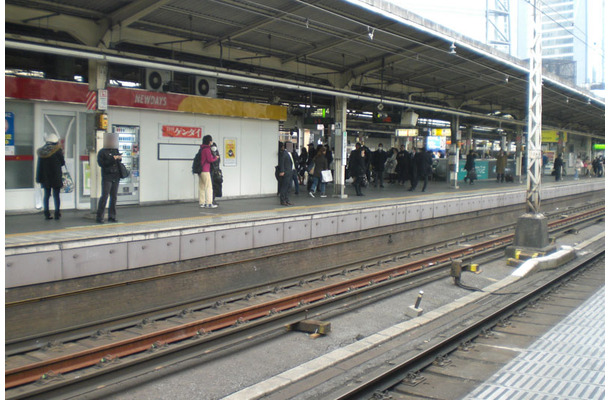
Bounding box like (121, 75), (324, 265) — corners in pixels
(511, 0), (604, 91)
(389, 0), (605, 95)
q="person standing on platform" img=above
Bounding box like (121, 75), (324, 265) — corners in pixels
(291, 146), (300, 195)
(309, 146), (329, 198)
(36, 133), (65, 220)
(349, 144), (367, 196)
(362, 143), (372, 183)
(595, 156), (606, 177)
(278, 142), (295, 206)
(409, 148), (432, 192)
(325, 144), (334, 170)
(542, 153), (549, 173)
(210, 142), (223, 206)
(306, 143), (317, 193)
(396, 145), (409, 185)
(298, 146), (308, 185)
(407, 147), (417, 191)
(496, 150), (508, 183)
(464, 149), (476, 185)
(385, 147), (398, 184)
(553, 153), (564, 181)
(371, 143), (388, 187)
(198, 135), (219, 209)
(96, 133), (122, 223)
(574, 156), (583, 180)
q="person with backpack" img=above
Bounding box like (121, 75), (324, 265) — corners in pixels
(193, 135), (219, 208)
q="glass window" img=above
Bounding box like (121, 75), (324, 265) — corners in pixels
(5, 101), (34, 189)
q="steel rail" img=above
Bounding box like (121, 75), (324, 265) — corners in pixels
(331, 240), (605, 400)
(9, 199), (592, 354)
(5, 206), (604, 390)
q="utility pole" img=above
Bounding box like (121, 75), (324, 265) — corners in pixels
(507, 0), (554, 257)
(486, 0), (511, 54)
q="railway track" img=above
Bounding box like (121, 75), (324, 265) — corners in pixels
(6, 198), (602, 348)
(5, 206), (604, 399)
(324, 235), (605, 400)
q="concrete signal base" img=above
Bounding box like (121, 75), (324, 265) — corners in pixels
(506, 213), (556, 259)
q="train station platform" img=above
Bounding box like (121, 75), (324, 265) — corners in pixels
(465, 285), (605, 399)
(5, 176), (604, 288)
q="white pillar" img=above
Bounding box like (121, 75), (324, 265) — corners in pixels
(525, 0), (543, 213)
(333, 96), (348, 198)
(449, 116), (459, 189)
(88, 60), (108, 213)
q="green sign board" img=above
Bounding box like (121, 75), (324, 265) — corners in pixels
(592, 144), (605, 150)
(457, 160), (490, 180)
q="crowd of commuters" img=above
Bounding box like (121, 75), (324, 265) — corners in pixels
(34, 134), (605, 220)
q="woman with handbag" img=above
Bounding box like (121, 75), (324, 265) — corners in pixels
(36, 133), (65, 220)
(309, 147), (329, 198)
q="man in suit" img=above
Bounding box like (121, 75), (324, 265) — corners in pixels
(278, 142), (295, 206)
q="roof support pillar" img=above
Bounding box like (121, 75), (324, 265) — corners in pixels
(87, 60), (108, 215)
(448, 116), (460, 189)
(333, 96), (348, 198)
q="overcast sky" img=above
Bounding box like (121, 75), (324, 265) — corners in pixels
(387, 0), (488, 41)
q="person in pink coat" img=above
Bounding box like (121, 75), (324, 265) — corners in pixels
(199, 135), (219, 208)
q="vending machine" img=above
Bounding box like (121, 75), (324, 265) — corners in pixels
(112, 124), (140, 204)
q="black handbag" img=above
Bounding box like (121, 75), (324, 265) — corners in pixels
(359, 175), (369, 187)
(118, 161), (130, 179)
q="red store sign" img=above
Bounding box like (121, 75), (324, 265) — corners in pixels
(161, 125), (202, 139)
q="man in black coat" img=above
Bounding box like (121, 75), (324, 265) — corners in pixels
(96, 133), (122, 223)
(409, 148), (432, 192)
(362, 144), (372, 182)
(36, 133), (65, 220)
(464, 149), (476, 184)
(348, 143), (366, 196)
(278, 142), (294, 206)
(371, 143), (387, 187)
(396, 145), (410, 185)
(553, 153), (564, 181)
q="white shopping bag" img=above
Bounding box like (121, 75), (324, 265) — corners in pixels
(34, 186), (43, 210)
(321, 169), (333, 183)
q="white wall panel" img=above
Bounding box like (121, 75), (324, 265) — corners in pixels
(238, 120), (262, 196)
(260, 122), (280, 195)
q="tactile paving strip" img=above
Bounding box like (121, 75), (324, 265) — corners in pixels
(465, 287), (605, 399)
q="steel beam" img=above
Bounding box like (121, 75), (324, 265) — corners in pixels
(526, 0), (542, 213)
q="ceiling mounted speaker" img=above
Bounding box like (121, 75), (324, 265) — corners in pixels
(145, 69), (170, 92)
(192, 76), (217, 97)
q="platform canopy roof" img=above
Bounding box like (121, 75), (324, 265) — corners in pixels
(5, 0), (605, 138)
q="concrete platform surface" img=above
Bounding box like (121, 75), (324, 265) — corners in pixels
(465, 285), (605, 400)
(5, 176), (601, 246)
